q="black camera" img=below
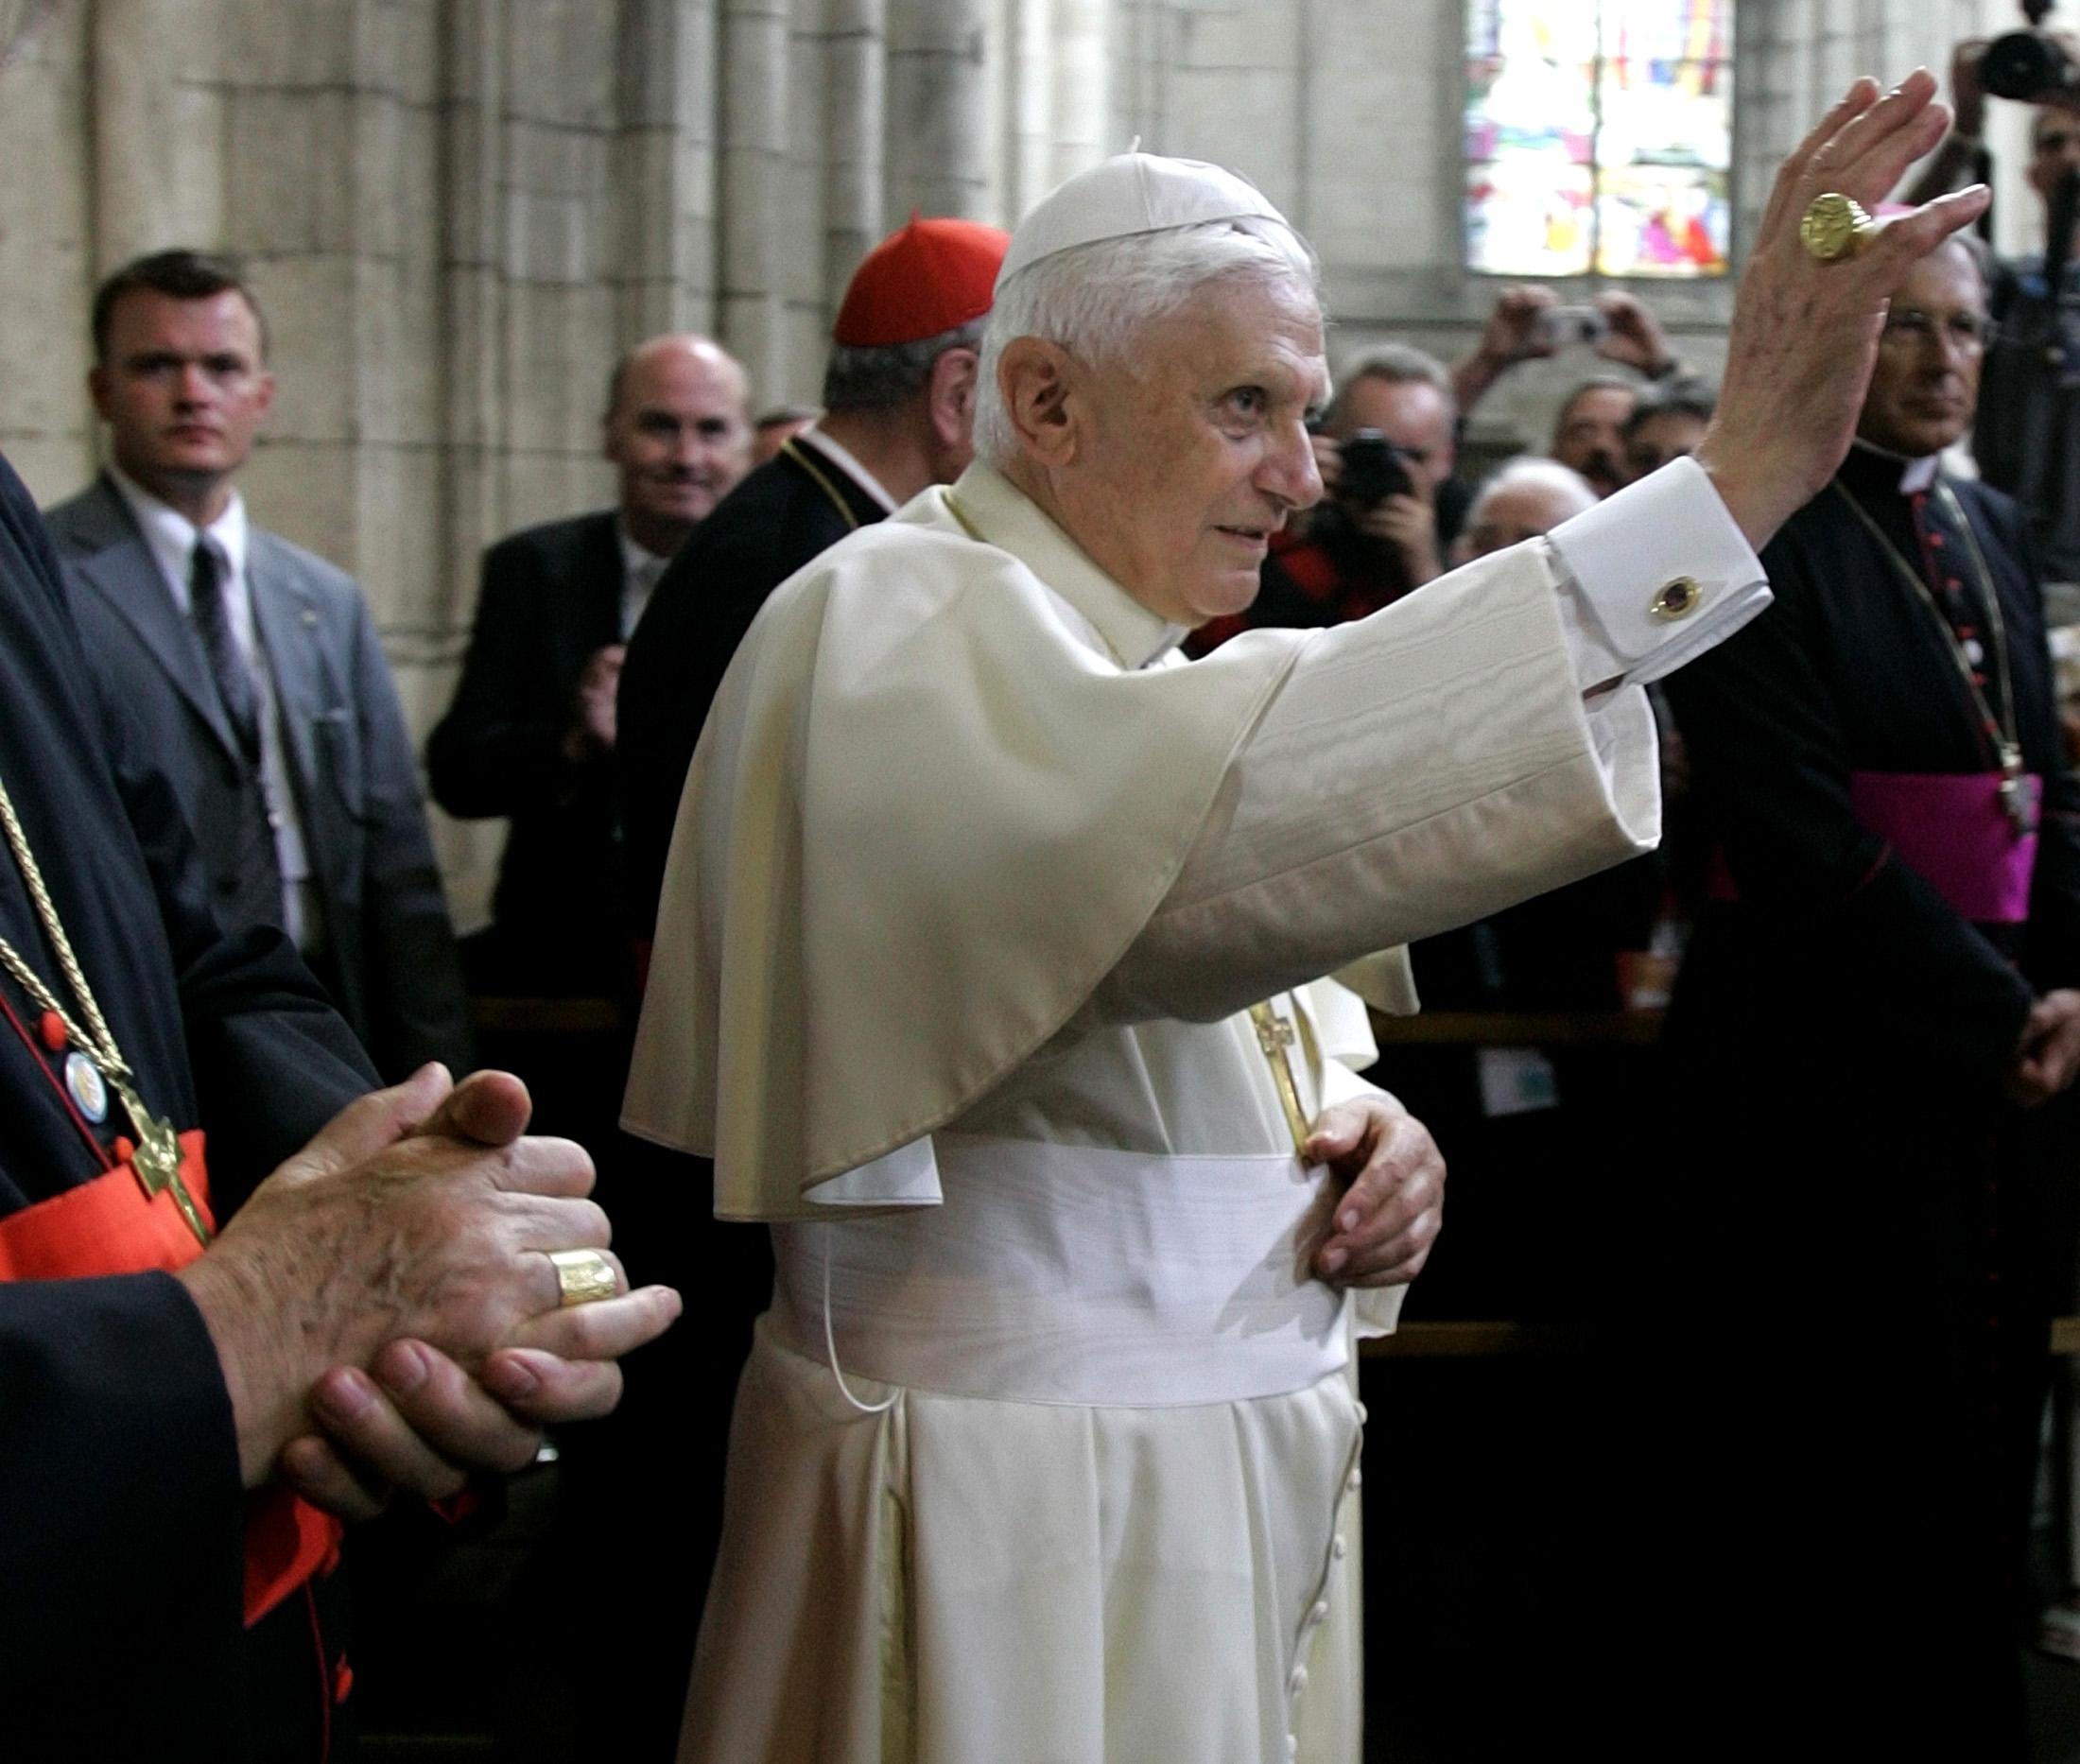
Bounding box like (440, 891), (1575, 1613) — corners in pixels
(1982, 26), (2080, 102)
(1338, 429), (1414, 507)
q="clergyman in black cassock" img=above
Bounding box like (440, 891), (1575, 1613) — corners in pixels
(0, 445), (379, 1758)
(1652, 425), (2080, 1754)
(617, 436), (889, 946)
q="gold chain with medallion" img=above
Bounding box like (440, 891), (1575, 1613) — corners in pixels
(0, 769), (208, 1244)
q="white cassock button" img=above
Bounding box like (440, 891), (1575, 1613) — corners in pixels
(1289, 1665), (1309, 1697)
(1347, 1467), (1363, 1491)
(1331, 1534), (1347, 1559)
(1309, 1600), (1330, 1627)
(1353, 1400), (1369, 1424)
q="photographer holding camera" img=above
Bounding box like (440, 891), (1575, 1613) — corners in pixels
(1188, 293), (1686, 654)
(1456, 285), (1687, 496)
(1188, 343), (1462, 651)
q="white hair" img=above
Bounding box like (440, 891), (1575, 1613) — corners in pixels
(972, 215), (1322, 467)
(1466, 456), (1599, 529)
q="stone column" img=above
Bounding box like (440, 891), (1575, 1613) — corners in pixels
(0, 4), (94, 494)
(886, 0), (989, 218)
(1049, 0), (1109, 186)
(825, 0), (888, 310)
(615, 0), (721, 340)
(89, 0), (223, 273)
(1001, 0), (1052, 220)
(718, 0), (791, 396)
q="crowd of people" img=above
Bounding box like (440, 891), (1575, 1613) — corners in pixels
(9, 32), (2080, 1764)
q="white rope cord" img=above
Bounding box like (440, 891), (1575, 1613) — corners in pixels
(822, 1233), (898, 1415)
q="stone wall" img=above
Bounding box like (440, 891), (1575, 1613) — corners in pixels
(0, 0), (2051, 924)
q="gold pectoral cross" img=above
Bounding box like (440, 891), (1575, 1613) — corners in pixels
(1249, 1000), (1312, 1158)
(113, 1076), (210, 1247)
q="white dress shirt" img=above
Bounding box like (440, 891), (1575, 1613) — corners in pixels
(615, 524), (673, 640)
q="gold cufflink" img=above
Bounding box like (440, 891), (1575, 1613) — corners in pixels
(1650, 577), (1702, 621)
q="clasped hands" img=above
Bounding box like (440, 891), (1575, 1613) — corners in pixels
(1300, 1094), (1446, 1288)
(177, 1063), (682, 1521)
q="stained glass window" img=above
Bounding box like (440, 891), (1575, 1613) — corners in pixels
(1465, 0), (1733, 278)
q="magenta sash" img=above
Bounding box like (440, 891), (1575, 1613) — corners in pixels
(1708, 769), (2038, 924)
(1846, 770), (2037, 924)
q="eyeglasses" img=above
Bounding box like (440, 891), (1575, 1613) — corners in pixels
(1879, 308), (1997, 355)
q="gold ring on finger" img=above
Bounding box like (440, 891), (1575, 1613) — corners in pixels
(547, 1247), (617, 1306)
(1799, 192), (1879, 263)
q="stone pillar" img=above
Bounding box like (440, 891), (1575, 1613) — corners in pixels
(887, 0), (989, 218)
(1001, 0), (1052, 219)
(718, 0), (791, 396)
(825, 0), (888, 311)
(89, 0), (223, 272)
(0, 4), (94, 495)
(615, 0), (721, 340)
(1049, 0), (1109, 186)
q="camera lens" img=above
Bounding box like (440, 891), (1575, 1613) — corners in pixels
(1983, 30), (2078, 101)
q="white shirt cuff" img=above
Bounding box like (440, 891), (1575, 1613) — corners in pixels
(1541, 455), (1772, 691)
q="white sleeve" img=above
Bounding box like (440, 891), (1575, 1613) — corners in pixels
(1090, 462), (1769, 1027)
(1544, 456), (1770, 691)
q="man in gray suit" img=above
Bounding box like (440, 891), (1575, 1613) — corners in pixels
(44, 250), (471, 1082)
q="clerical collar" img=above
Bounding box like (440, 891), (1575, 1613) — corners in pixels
(941, 463), (1186, 669)
(1841, 439), (1940, 500)
(796, 426), (899, 515)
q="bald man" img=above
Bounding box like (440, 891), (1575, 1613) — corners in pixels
(1455, 456), (1599, 561)
(429, 335), (751, 998)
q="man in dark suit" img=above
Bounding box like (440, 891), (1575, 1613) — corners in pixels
(427, 333), (753, 999)
(43, 250), (470, 1083)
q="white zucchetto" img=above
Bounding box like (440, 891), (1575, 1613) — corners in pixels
(995, 151), (1292, 288)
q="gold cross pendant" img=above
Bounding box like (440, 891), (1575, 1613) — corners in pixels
(1249, 1000), (1312, 1159)
(113, 1077), (211, 1247)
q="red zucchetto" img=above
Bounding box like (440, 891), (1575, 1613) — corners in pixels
(831, 215), (1011, 348)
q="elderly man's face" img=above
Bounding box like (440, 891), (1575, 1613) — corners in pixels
(1857, 245), (1986, 460)
(1463, 480), (1584, 558)
(1064, 275), (1327, 627)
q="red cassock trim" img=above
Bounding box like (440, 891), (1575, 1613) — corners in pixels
(0, 1133), (345, 1626)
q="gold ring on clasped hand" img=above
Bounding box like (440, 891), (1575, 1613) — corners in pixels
(547, 1247), (618, 1306)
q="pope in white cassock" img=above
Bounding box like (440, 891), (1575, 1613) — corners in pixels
(626, 72), (1988, 1764)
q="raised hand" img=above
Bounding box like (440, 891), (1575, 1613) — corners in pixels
(1693, 71), (1991, 553)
